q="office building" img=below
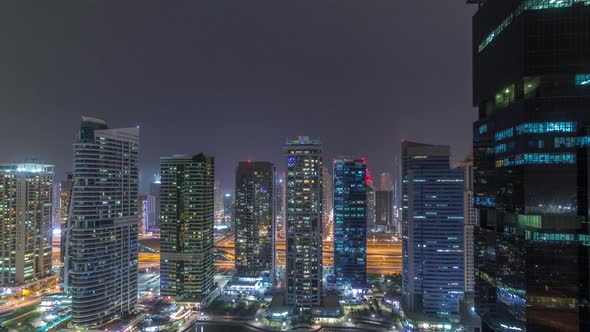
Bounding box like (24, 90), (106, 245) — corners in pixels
(160, 154), (215, 306)
(393, 156), (403, 234)
(471, 1), (590, 331)
(456, 151), (477, 295)
(333, 158), (367, 291)
(275, 173), (286, 238)
(380, 172), (393, 191)
(402, 141), (464, 320)
(149, 175), (161, 233)
(234, 161), (275, 280)
(323, 166), (333, 232)
(366, 169), (377, 232)
(214, 180), (224, 226)
(64, 117), (139, 327)
(224, 192), (234, 226)
(284, 136), (323, 309)
(59, 174), (74, 265)
(375, 190), (393, 232)
(0, 163), (53, 287)
(138, 193), (155, 236)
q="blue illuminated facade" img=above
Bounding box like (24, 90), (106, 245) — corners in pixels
(401, 141), (464, 319)
(332, 158), (367, 291)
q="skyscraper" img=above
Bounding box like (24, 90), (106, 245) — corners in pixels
(160, 154), (215, 307)
(223, 193), (234, 226)
(366, 169), (377, 232)
(149, 175), (161, 233)
(234, 161), (275, 280)
(333, 158), (367, 291)
(375, 190), (393, 233)
(0, 163), (53, 287)
(214, 180), (224, 226)
(322, 165), (333, 234)
(456, 151), (477, 296)
(138, 193), (155, 236)
(393, 156), (403, 234)
(284, 136), (323, 309)
(402, 141), (464, 320)
(58, 173), (74, 266)
(380, 172), (393, 191)
(275, 173), (286, 238)
(471, 1), (590, 331)
(64, 117), (139, 327)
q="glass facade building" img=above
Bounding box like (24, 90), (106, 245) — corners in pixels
(375, 190), (393, 232)
(159, 154), (215, 304)
(149, 178), (161, 233)
(366, 177), (377, 232)
(402, 141), (465, 318)
(284, 136), (323, 310)
(0, 163), (53, 287)
(472, 1), (590, 331)
(234, 161), (275, 280)
(64, 117), (139, 327)
(59, 174), (73, 265)
(333, 158), (367, 291)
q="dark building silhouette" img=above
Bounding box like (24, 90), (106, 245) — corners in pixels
(375, 190), (393, 232)
(234, 161), (275, 280)
(471, 1), (590, 331)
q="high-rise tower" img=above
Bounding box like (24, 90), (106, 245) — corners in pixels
(333, 158), (367, 291)
(59, 173), (73, 266)
(471, 1), (590, 331)
(64, 117), (139, 327)
(284, 137), (323, 309)
(149, 175), (161, 233)
(159, 154), (215, 306)
(402, 141), (464, 319)
(0, 163), (53, 287)
(234, 161), (275, 280)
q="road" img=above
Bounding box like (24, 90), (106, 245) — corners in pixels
(53, 231), (401, 274)
(138, 233), (402, 275)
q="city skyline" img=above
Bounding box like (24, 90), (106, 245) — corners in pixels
(8, 1), (590, 331)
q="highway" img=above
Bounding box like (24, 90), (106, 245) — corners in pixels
(53, 232), (401, 275)
(138, 233), (402, 275)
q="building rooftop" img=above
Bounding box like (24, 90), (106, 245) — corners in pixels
(284, 136), (321, 147)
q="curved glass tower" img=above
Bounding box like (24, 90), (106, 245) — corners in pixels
(64, 117), (139, 327)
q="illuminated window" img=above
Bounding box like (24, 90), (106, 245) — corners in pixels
(497, 153), (576, 167)
(554, 137), (576, 148)
(479, 123), (488, 134)
(495, 84), (514, 108)
(478, 1), (590, 53)
(518, 214), (541, 229)
(523, 77), (540, 98)
(495, 128), (514, 141)
(495, 143), (507, 154)
(515, 122), (576, 134)
(575, 73), (590, 86)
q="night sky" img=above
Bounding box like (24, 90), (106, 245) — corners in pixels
(0, 1), (476, 192)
